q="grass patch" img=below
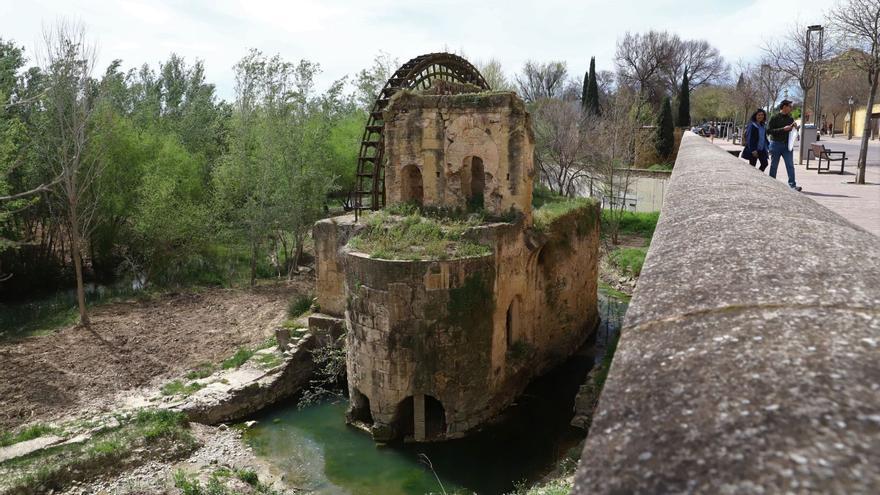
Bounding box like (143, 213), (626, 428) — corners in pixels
(602, 210), (660, 238)
(646, 163), (674, 171)
(255, 352), (284, 369)
(173, 467), (279, 495)
(348, 211), (491, 261)
(0, 409), (195, 494)
(533, 197), (593, 232)
(598, 281), (632, 302)
(221, 348), (255, 370)
(608, 247), (648, 277)
(0, 423), (62, 447)
(288, 294), (313, 318)
(185, 362), (215, 380)
(160, 380), (206, 397)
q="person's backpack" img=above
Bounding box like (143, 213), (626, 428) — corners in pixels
(740, 124), (752, 159)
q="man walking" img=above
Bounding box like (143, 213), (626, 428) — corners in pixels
(767, 100), (802, 191)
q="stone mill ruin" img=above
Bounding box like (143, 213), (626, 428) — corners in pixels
(307, 53), (599, 442)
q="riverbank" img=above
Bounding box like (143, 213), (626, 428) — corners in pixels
(0, 278), (312, 431)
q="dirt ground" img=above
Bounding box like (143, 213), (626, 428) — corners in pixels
(0, 277), (313, 431)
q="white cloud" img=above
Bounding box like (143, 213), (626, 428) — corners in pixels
(0, 0), (829, 100)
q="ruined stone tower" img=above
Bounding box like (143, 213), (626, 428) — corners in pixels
(309, 79), (599, 443)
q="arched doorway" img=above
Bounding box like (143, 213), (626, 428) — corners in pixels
(401, 165), (424, 205)
(393, 396), (415, 439)
(462, 156), (485, 210)
(424, 395), (447, 439)
(349, 388), (373, 426)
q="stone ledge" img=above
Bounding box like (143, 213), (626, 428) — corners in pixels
(573, 133), (880, 493)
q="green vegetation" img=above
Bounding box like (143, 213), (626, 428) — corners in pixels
(676, 68), (691, 127)
(348, 211), (491, 261)
(533, 197), (594, 232)
(609, 247), (648, 277)
(602, 210), (660, 238)
(646, 163), (674, 172)
(255, 352), (284, 369)
(288, 294), (314, 318)
(0, 423), (61, 447)
(185, 362), (216, 380)
(598, 281), (632, 302)
(0, 409), (195, 494)
(1, 34), (364, 323)
(173, 466), (280, 495)
(655, 96), (675, 161)
(160, 380), (206, 397)
(511, 478), (574, 495)
(221, 348), (255, 370)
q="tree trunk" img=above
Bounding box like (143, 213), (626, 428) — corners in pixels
(856, 74), (879, 184)
(68, 213), (89, 327)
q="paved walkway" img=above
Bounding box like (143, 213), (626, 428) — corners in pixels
(712, 136), (880, 237)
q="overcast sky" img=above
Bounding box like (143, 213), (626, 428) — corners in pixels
(1, 0), (828, 100)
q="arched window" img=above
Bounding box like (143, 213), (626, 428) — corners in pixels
(469, 157), (485, 209)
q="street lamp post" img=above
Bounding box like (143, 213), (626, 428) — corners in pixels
(803, 24), (824, 162)
(848, 96), (855, 140)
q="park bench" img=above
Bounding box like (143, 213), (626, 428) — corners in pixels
(808, 143), (847, 174)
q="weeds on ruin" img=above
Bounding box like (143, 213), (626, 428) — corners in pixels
(160, 379), (206, 398)
(298, 335), (347, 408)
(349, 211), (491, 261)
(221, 347), (255, 369)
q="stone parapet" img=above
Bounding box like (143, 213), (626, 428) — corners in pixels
(573, 132), (880, 493)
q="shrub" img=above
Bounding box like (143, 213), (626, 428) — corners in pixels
(287, 294), (314, 318)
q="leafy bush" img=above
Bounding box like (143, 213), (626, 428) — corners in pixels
(288, 294), (314, 318)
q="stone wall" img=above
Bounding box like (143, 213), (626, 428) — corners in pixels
(383, 92), (534, 218)
(344, 202), (600, 442)
(573, 132), (880, 493)
(313, 215), (363, 317)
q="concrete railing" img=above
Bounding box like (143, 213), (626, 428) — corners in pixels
(573, 132), (880, 493)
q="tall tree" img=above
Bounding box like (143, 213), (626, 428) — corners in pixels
(583, 57), (601, 116)
(615, 31), (676, 121)
(515, 60), (569, 102)
(476, 59), (513, 91)
(663, 39), (729, 97)
(656, 96), (674, 161)
(38, 21), (101, 326)
(676, 68), (691, 127)
(829, 0), (880, 184)
(762, 21), (826, 126)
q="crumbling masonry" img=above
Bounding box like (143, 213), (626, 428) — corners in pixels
(309, 88), (599, 442)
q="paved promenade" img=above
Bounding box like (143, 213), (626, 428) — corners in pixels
(712, 135), (880, 237)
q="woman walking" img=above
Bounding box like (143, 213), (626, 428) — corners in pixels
(741, 109), (770, 171)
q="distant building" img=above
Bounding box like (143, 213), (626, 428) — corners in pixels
(844, 103), (880, 139)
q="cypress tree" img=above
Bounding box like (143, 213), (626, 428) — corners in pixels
(676, 68), (691, 127)
(656, 97), (675, 160)
(581, 67), (589, 108)
(584, 57), (601, 116)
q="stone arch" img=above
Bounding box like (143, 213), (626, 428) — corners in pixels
(424, 395), (447, 439)
(445, 118), (500, 210)
(349, 388), (373, 426)
(401, 164), (424, 205)
(392, 396), (415, 439)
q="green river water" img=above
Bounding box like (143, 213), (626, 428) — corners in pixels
(244, 290), (628, 495)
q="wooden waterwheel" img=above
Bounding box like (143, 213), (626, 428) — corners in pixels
(353, 53), (490, 220)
